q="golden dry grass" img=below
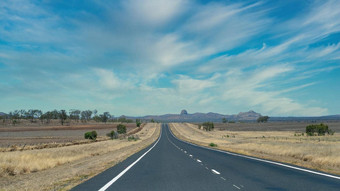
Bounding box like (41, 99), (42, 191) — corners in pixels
(170, 123), (340, 175)
(0, 123), (158, 177)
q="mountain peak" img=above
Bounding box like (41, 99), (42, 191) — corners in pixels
(180, 109), (188, 115)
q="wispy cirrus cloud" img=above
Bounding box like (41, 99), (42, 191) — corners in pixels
(0, 0), (339, 116)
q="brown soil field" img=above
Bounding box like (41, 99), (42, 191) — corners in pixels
(206, 121), (340, 132)
(0, 123), (137, 147)
(170, 123), (340, 176)
(0, 123), (161, 191)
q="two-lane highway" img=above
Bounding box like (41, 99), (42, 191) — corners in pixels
(72, 124), (340, 191)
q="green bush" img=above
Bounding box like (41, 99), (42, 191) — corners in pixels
(209, 143), (217, 147)
(128, 135), (139, 141)
(117, 124), (127, 134)
(107, 130), (118, 139)
(201, 122), (214, 131)
(84, 131), (97, 140)
(306, 123), (333, 136)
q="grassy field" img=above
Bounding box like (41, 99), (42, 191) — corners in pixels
(170, 122), (340, 176)
(0, 123), (160, 191)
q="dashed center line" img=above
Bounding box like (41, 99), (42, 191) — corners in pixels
(233, 185), (241, 189)
(211, 169), (220, 175)
(197, 159), (202, 163)
(221, 177), (226, 181)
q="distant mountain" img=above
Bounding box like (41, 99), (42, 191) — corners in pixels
(127, 110), (262, 122)
(270, 115), (340, 122)
(0, 112), (6, 116)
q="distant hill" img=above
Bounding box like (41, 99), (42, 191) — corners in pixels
(128, 110), (262, 122)
(0, 112), (6, 116)
(124, 110), (340, 122)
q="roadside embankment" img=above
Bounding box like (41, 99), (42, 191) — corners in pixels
(0, 123), (160, 191)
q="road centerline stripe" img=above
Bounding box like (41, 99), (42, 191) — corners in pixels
(212, 169), (220, 175)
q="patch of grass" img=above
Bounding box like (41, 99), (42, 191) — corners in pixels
(209, 143), (217, 147)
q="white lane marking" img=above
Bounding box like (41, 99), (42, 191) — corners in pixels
(197, 159), (202, 163)
(205, 167), (209, 170)
(184, 151), (187, 153)
(233, 185), (241, 189)
(168, 125), (340, 180)
(211, 169), (220, 175)
(189, 154), (193, 157)
(98, 127), (162, 191)
(221, 177), (226, 181)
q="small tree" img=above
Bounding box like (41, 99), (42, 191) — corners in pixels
(222, 118), (227, 123)
(117, 124), (127, 134)
(100, 112), (111, 124)
(107, 131), (118, 139)
(136, 119), (142, 127)
(59, 110), (68, 125)
(202, 122), (214, 131)
(257, 116), (269, 123)
(84, 131), (97, 140)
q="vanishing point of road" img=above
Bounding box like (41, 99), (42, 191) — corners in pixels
(72, 124), (340, 191)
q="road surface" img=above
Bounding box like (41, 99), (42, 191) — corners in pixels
(72, 124), (340, 191)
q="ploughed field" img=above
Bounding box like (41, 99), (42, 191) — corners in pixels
(0, 123), (136, 147)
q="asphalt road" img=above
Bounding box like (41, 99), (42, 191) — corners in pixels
(72, 124), (340, 191)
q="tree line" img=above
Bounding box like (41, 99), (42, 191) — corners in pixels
(0, 109), (134, 126)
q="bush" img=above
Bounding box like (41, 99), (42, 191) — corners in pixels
(209, 143), (217, 147)
(306, 123), (333, 136)
(201, 122), (214, 131)
(117, 124), (127, 134)
(84, 131), (97, 140)
(107, 131), (118, 139)
(128, 135), (139, 141)
(257, 116), (269, 123)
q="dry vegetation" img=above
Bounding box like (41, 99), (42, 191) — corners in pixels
(170, 123), (340, 175)
(0, 123), (160, 191)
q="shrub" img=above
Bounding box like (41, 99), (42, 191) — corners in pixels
(117, 124), (127, 134)
(84, 131), (97, 140)
(128, 135), (139, 141)
(306, 123), (333, 136)
(201, 122), (214, 131)
(257, 116), (269, 123)
(209, 143), (217, 147)
(107, 130), (118, 139)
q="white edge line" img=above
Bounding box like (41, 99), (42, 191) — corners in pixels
(98, 125), (162, 191)
(168, 124), (340, 180)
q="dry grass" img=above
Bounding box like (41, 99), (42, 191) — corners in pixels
(0, 123), (157, 177)
(170, 123), (340, 175)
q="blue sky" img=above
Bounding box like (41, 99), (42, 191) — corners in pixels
(0, 0), (339, 116)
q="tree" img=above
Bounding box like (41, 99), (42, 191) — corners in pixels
(59, 110), (68, 125)
(69, 109), (81, 123)
(222, 118), (227, 123)
(81, 110), (93, 122)
(100, 112), (111, 123)
(257, 116), (269, 123)
(150, 119), (155, 123)
(136, 119), (142, 127)
(117, 124), (127, 134)
(202, 122), (214, 131)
